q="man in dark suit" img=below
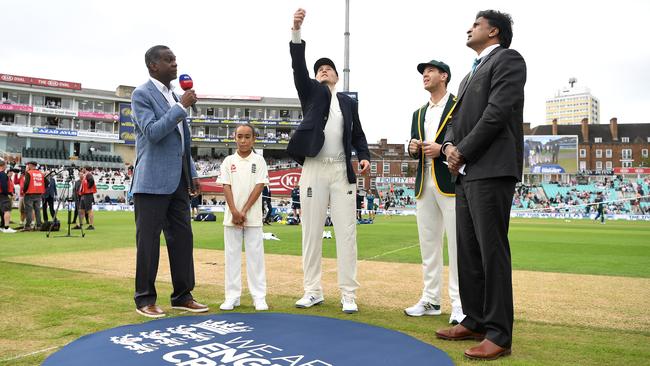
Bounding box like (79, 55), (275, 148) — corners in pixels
(130, 45), (208, 318)
(288, 8), (370, 314)
(42, 170), (57, 222)
(436, 10), (526, 361)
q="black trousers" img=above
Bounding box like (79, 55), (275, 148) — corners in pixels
(133, 176), (195, 308)
(263, 199), (272, 222)
(456, 176), (516, 349)
(42, 196), (55, 222)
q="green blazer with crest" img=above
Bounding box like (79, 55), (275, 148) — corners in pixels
(409, 94), (457, 198)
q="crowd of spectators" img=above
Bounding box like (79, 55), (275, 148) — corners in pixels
(512, 176), (650, 215)
(4, 155), (649, 216)
(194, 156), (299, 177)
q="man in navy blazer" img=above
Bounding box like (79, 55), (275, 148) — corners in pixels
(130, 45), (208, 318)
(288, 9), (370, 314)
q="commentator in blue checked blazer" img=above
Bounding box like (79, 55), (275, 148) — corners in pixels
(129, 45), (208, 319)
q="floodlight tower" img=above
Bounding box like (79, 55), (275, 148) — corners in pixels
(343, 0), (350, 92)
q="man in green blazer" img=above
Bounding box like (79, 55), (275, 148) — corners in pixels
(405, 59), (464, 325)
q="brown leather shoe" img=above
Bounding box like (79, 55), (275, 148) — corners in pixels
(435, 324), (485, 341)
(136, 304), (166, 318)
(172, 299), (209, 313)
(464, 339), (511, 360)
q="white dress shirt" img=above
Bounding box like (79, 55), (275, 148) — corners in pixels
(474, 44), (500, 69)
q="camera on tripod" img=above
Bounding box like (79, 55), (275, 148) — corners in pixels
(8, 163), (23, 174)
(44, 163), (85, 238)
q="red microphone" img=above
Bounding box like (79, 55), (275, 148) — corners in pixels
(178, 74), (197, 113)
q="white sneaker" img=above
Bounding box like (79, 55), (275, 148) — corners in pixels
(254, 298), (269, 311)
(219, 298), (240, 311)
(404, 300), (441, 317)
(341, 295), (358, 314)
(295, 294), (324, 308)
(449, 305), (466, 324)
(3, 227), (17, 233)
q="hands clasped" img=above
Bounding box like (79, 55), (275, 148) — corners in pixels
(231, 209), (247, 228)
(409, 139), (441, 158)
(445, 145), (465, 175)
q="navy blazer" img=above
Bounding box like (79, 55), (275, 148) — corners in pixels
(287, 41), (370, 184)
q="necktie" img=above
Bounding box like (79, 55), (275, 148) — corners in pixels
(470, 58), (481, 76)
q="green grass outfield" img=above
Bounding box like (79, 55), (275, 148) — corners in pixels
(1, 211), (649, 365)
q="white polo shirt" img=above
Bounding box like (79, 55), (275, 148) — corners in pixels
(217, 151), (269, 227)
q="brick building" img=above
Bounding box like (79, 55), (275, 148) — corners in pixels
(352, 138), (417, 193)
(530, 118), (650, 173)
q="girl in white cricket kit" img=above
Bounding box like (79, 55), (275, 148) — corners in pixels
(217, 124), (270, 311)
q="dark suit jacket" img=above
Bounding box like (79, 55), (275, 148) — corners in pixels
(287, 41), (371, 184)
(410, 95), (457, 197)
(43, 177), (57, 199)
(73, 180), (81, 202)
(443, 47), (527, 182)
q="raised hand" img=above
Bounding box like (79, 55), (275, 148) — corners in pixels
(293, 8), (306, 30)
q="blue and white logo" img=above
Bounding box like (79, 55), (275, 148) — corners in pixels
(43, 313), (453, 365)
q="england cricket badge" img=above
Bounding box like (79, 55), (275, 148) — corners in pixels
(307, 187), (312, 198)
(252, 163), (257, 174)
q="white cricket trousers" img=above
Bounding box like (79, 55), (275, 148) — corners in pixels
(300, 158), (359, 298)
(416, 165), (461, 308)
(223, 226), (267, 300)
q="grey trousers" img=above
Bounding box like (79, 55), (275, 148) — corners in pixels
(24, 194), (43, 228)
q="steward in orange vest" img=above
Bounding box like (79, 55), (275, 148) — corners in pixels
(23, 166), (46, 195)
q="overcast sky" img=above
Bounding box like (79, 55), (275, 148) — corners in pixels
(3, 0), (649, 144)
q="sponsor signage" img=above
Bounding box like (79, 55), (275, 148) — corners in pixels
(579, 169), (614, 175)
(32, 127), (78, 136)
(375, 177), (416, 184)
(119, 103), (135, 145)
(77, 131), (120, 140)
(197, 168), (301, 195)
(57, 183), (127, 191)
(78, 111), (119, 121)
(191, 136), (288, 145)
(188, 117), (300, 127)
(42, 313), (453, 366)
(33, 106), (78, 117)
(614, 167), (650, 174)
(511, 211), (650, 221)
(0, 73), (82, 90)
(0, 103), (33, 112)
(0, 125), (32, 133)
(269, 167), (301, 195)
